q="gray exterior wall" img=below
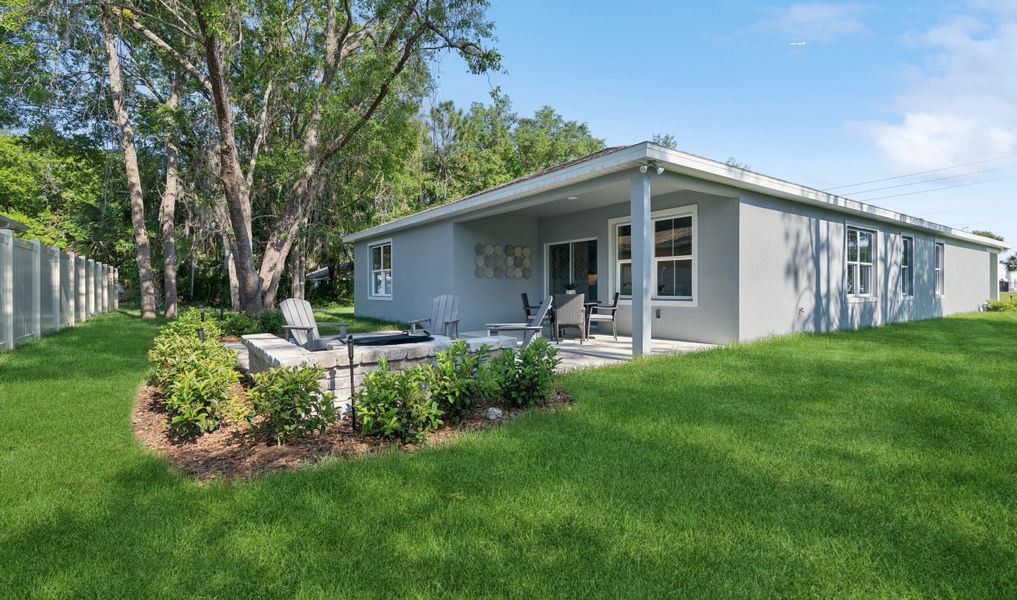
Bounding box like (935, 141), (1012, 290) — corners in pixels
(451, 214), (541, 331)
(536, 190), (740, 345)
(352, 186), (997, 345)
(353, 220), (454, 325)
(738, 193), (995, 341)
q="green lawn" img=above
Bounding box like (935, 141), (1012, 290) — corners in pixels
(2, 311), (1017, 597)
(312, 303), (404, 334)
(1001, 291), (1017, 301)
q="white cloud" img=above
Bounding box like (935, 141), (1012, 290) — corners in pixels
(752, 3), (871, 43)
(857, 6), (1017, 171)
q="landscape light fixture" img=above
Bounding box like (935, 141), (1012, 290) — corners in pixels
(346, 335), (357, 431)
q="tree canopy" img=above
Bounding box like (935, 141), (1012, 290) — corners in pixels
(0, 2), (606, 310)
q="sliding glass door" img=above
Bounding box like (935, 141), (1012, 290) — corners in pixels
(547, 240), (598, 300)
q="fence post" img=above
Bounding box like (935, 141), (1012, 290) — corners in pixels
(76, 256), (86, 322)
(0, 229), (13, 350)
(98, 263), (105, 313)
(113, 268), (119, 310)
(50, 246), (61, 331)
(86, 258), (95, 317)
(30, 239), (41, 339)
(66, 252), (76, 327)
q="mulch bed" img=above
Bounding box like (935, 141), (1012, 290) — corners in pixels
(132, 385), (573, 481)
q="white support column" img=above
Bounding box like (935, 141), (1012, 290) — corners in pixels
(66, 252), (76, 327)
(112, 268), (119, 310)
(50, 246), (60, 331)
(87, 258), (95, 317)
(76, 256), (87, 322)
(30, 239), (41, 339)
(630, 171), (652, 357)
(0, 229), (13, 350)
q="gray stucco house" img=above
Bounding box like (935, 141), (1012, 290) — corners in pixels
(344, 142), (1008, 355)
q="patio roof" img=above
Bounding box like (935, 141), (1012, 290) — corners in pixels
(343, 141), (1009, 252)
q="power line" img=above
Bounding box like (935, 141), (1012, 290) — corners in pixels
(823, 152), (1017, 191)
(860, 173), (1017, 202)
(847, 162), (1017, 196)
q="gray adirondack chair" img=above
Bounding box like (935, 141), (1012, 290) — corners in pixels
(279, 298), (349, 351)
(408, 294), (461, 338)
(485, 295), (552, 347)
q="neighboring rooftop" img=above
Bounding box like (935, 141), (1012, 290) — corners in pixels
(344, 142), (1010, 251)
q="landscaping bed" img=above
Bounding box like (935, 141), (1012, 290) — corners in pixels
(131, 383), (572, 480)
(134, 307), (568, 480)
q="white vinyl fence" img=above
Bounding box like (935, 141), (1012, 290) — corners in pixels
(0, 228), (119, 351)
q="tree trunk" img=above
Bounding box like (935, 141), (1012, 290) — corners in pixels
(289, 235), (304, 300)
(193, 0), (262, 314)
(100, 6), (157, 320)
(259, 174), (313, 307)
(223, 234), (241, 311)
(159, 84), (181, 318)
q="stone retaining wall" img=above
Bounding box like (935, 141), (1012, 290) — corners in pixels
(241, 333), (517, 411)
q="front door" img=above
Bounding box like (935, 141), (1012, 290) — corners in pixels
(548, 240), (598, 300)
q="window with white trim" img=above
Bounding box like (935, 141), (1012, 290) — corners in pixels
(846, 227), (875, 296)
(901, 236), (914, 297)
(369, 241), (392, 298)
(935, 242), (944, 296)
(616, 224), (632, 296)
(614, 209), (695, 300)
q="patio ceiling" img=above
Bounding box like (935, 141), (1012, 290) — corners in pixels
(454, 171), (730, 221)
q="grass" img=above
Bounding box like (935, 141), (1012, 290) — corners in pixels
(312, 303), (404, 334)
(1001, 291), (1016, 301)
(1, 310), (1016, 597)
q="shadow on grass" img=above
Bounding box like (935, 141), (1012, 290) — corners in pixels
(2, 312), (1017, 597)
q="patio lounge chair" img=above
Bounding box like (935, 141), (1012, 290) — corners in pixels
(587, 292), (620, 340)
(553, 293), (587, 344)
(408, 294), (461, 338)
(486, 295), (553, 347)
(279, 298), (349, 351)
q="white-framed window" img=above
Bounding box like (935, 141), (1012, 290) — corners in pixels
(610, 206), (697, 303)
(369, 240), (392, 298)
(846, 227), (875, 297)
(935, 242), (945, 296)
(901, 235), (914, 298)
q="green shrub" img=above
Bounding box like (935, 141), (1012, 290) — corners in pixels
(219, 311), (257, 337)
(164, 361), (239, 437)
(148, 318), (239, 437)
(257, 309), (285, 335)
(160, 308), (223, 340)
(247, 366), (338, 443)
(428, 340), (491, 422)
(985, 299), (1017, 312)
(353, 358), (442, 443)
(491, 338), (561, 407)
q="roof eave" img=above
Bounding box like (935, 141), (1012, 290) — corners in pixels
(344, 141), (1010, 252)
(342, 143), (650, 243)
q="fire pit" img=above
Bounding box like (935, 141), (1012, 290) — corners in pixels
(353, 332), (434, 346)
(242, 332), (518, 410)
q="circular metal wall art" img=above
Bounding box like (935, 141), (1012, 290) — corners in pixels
(474, 243), (533, 279)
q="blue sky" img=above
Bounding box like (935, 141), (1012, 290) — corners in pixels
(431, 0), (1017, 252)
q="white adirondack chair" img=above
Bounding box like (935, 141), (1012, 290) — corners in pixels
(279, 298), (349, 351)
(408, 294), (461, 338)
(485, 295), (552, 347)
